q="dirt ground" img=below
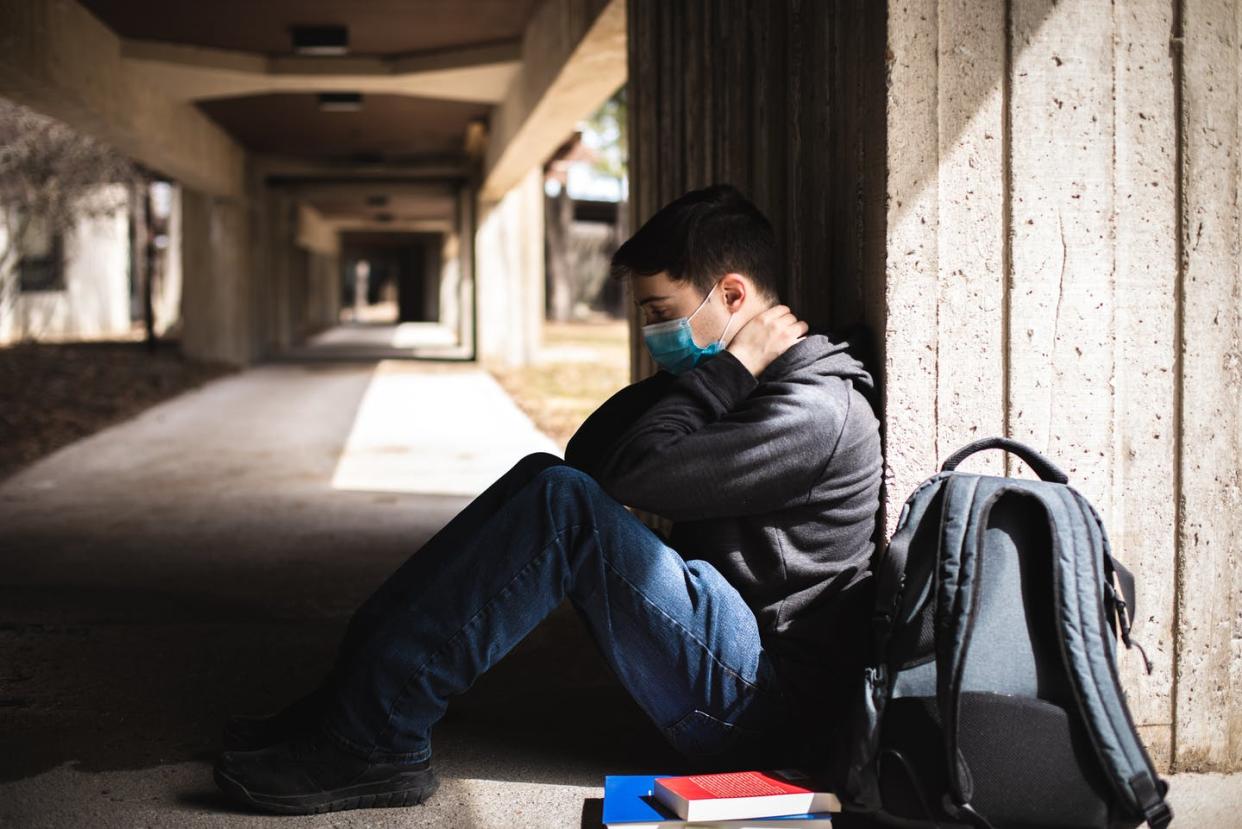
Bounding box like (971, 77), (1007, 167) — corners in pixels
(0, 340), (233, 481)
(488, 319), (631, 449)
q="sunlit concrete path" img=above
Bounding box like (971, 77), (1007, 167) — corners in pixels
(283, 322), (474, 362)
(0, 360), (680, 828)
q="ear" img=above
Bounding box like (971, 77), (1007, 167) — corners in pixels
(718, 272), (748, 312)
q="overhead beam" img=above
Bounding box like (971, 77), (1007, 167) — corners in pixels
(253, 154), (471, 183)
(0, 0), (245, 198)
(329, 218), (454, 234)
(481, 0), (626, 202)
(275, 181), (459, 201)
(120, 38), (522, 104)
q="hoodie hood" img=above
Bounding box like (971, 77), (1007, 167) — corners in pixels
(758, 328), (875, 392)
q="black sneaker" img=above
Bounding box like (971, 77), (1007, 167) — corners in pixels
(221, 685), (330, 752)
(213, 734), (438, 815)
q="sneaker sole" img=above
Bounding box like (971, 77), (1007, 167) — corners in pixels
(213, 765), (438, 815)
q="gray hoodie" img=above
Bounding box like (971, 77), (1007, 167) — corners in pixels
(564, 332), (883, 695)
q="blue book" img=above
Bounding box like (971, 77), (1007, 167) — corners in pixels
(603, 775), (834, 828)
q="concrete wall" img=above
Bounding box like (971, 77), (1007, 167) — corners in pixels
(0, 185), (131, 343)
(474, 168), (544, 366)
(884, 0), (1241, 773)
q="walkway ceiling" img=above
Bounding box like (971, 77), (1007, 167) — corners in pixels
(286, 182), (459, 229)
(197, 94), (490, 162)
(77, 0), (540, 56)
(76, 0), (544, 227)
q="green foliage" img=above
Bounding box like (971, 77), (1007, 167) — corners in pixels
(583, 87), (628, 181)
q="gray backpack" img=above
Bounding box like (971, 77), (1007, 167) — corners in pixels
(841, 438), (1172, 829)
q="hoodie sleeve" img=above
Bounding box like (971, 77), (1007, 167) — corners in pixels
(592, 349), (841, 521)
(564, 370), (677, 479)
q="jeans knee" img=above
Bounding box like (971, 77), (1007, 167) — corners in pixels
(511, 451), (565, 480)
(532, 462), (596, 492)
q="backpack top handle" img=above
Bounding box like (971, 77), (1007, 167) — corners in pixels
(940, 437), (1069, 484)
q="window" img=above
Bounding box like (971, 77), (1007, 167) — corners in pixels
(17, 212), (64, 292)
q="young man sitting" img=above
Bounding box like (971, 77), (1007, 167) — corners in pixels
(213, 183), (884, 815)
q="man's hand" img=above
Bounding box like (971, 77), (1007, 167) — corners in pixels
(726, 304), (810, 378)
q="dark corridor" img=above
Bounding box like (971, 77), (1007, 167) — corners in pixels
(341, 231), (443, 324)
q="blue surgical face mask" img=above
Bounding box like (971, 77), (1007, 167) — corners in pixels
(641, 283), (736, 375)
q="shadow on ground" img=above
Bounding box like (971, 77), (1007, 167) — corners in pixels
(0, 361), (683, 827)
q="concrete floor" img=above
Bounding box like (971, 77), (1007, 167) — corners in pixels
(0, 360), (683, 828)
(283, 322), (473, 362)
(1, 359), (1237, 827)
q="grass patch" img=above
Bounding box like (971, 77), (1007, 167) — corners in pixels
(489, 320), (631, 449)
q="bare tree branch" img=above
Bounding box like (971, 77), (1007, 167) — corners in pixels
(0, 97), (137, 258)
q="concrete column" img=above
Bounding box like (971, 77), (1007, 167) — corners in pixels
(439, 232), (462, 338)
(1111, 0), (1180, 765)
(625, 0), (888, 380)
(179, 187), (252, 365)
(422, 238), (442, 323)
(294, 203), (340, 337)
(474, 168), (544, 367)
(153, 183), (184, 337)
(264, 190), (295, 352)
(1173, 0), (1242, 772)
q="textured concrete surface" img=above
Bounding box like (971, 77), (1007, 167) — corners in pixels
(476, 167), (546, 368)
(0, 360), (682, 828)
(1111, 0), (1180, 766)
(1174, 0), (1242, 771)
(882, 0), (1242, 772)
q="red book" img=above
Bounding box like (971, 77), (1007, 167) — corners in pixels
(653, 770), (841, 822)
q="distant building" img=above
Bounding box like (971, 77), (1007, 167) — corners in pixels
(0, 182), (181, 345)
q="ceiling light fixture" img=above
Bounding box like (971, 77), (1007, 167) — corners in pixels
(318, 92), (363, 112)
(291, 25), (349, 56)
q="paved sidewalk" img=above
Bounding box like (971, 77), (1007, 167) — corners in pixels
(0, 360), (678, 828)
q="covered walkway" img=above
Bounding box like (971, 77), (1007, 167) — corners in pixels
(0, 362), (682, 827)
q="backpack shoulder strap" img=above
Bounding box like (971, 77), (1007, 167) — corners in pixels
(871, 470), (951, 657)
(844, 471), (951, 811)
(933, 472), (1002, 819)
(1037, 485), (1173, 829)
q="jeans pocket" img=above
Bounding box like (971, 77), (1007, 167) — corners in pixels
(663, 708), (765, 759)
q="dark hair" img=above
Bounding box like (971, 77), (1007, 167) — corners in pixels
(610, 184), (780, 301)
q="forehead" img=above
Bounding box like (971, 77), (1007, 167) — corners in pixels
(630, 271), (688, 304)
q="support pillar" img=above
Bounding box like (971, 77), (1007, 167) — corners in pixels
(179, 187), (253, 365)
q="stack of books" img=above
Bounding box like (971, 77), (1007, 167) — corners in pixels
(603, 769), (840, 828)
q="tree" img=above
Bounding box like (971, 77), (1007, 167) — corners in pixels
(583, 87), (627, 182)
(0, 98), (137, 333)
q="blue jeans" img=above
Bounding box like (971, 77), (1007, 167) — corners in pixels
(321, 452), (796, 765)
